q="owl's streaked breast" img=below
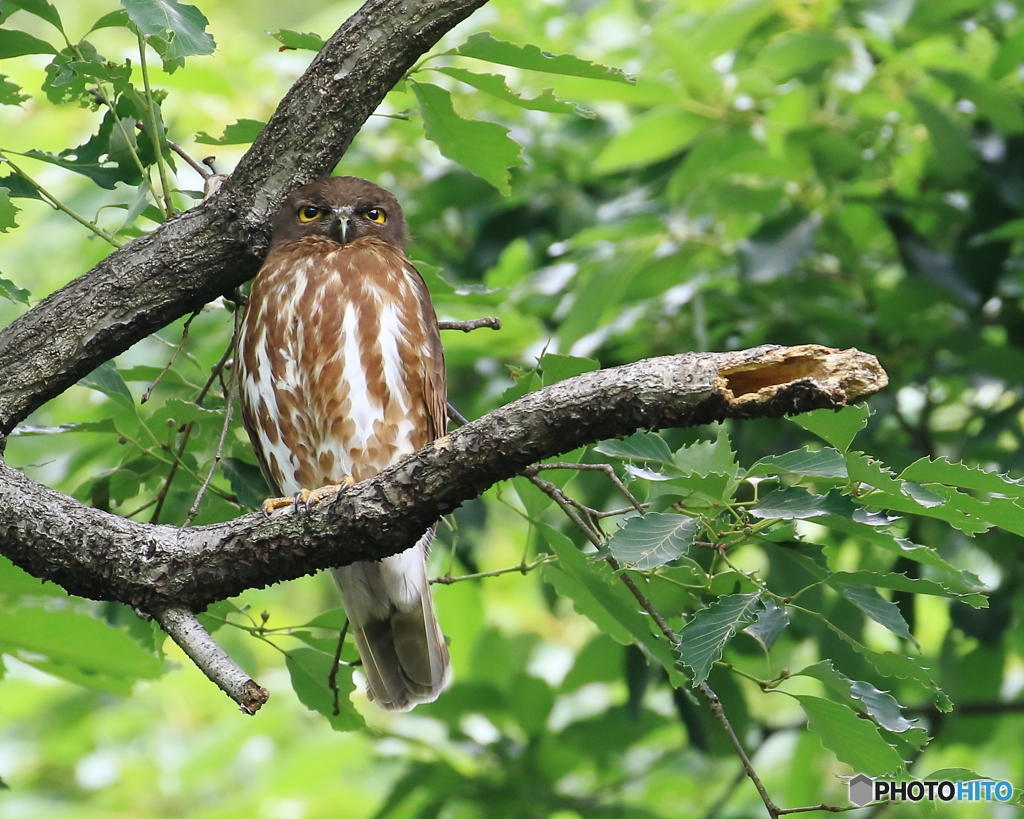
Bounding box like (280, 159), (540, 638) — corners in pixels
(238, 235), (443, 496)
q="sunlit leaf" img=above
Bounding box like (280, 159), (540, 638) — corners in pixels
(797, 695), (906, 776)
(788, 404), (868, 453)
(433, 67), (591, 117)
(410, 81), (523, 195)
(0, 75), (28, 106)
(284, 648), (364, 732)
(270, 29), (324, 52)
(748, 447), (847, 478)
(121, 0), (215, 59)
(594, 108), (709, 174)
(454, 32), (632, 84)
(79, 362), (137, 413)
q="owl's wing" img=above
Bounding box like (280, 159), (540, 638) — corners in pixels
(406, 259), (448, 440)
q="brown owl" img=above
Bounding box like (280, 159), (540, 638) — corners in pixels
(237, 176), (450, 711)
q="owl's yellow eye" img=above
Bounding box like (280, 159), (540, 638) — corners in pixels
(365, 207), (387, 224)
(298, 205), (324, 222)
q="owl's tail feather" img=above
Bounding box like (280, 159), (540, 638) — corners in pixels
(332, 532), (451, 711)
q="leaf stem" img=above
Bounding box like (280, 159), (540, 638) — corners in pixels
(136, 31), (176, 215)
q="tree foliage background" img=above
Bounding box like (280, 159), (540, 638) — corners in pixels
(1, 0), (1024, 816)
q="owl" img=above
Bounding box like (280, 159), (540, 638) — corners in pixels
(237, 176), (450, 711)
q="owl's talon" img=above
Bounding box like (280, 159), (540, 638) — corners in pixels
(261, 495), (297, 517)
(296, 477), (356, 511)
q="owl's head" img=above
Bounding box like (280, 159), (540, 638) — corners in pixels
(270, 176), (407, 250)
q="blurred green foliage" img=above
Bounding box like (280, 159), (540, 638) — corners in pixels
(2, 0), (1024, 816)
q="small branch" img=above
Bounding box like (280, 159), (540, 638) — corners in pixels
(701, 681), (780, 818)
(142, 311), (198, 403)
(167, 138), (213, 179)
(438, 316), (501, 332)
(328, 619), (350, 716)
(156, 606), (269, 714)
(430, 555), (555, 584)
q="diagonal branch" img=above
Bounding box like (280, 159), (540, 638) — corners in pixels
(0, 0), (489, 437)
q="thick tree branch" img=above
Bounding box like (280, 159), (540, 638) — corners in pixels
(0, 344), (886, 616)
(0, 0), (489, 436)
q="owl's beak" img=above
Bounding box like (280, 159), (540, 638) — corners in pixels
(329, 211), (351, 245)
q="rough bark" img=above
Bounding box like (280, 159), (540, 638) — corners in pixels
(0, 345), (887, 617)
(0, 0), (489, 436)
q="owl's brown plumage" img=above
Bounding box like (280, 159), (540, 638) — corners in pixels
(238, 176), (450, 711)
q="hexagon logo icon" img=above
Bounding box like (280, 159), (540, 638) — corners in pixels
(849, 774), (874, 807)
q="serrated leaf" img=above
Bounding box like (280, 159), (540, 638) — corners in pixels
(194, 118), (266, 145)
(121, 0), (215, 59)
(673, 431), (739, 477)
(750, 486), (855, 520)
(0, 29), (57, 58)
(900, 456), (1024, 500)
(797, 695), (906, 776)
(411, 81), (523, 194)
(678, 592), (763, 686)
(13, 419), (119, 436)
(743, 598), (789, 651)
(748, 447), (847, 478)
(454, 32), (632, 84)
(830, 581), (918, 646)
(433, 67), (591, 117)
(832, 571), (987, 608)
(538, 522), (685, 686)
(148, 397), (223, 429)
(0, 608), (162, 680)
(270, 29), (324, 52)
(594, 108), (708, 174)
(796, 661), (917, 733)
(789, 404), (868, 452)
(595, 431), (674, 464)
(79, 362), (136, 412)
(607, 513), (698, 570)
(285, 648), (364, 731)
(0, 275), (29, 303)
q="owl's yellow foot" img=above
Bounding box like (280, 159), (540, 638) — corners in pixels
(259, 477), (355, 517)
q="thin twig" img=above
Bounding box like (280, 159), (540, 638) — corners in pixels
(430, 555), (555, 585)
(328, 618), (350, 716)
(438, 316), (501, 332)
(525, 461), (647, 515)
(167, 138), (213, 178)
(142, 311), (199, 403)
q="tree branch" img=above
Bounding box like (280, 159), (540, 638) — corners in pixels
(0, 0), (489, 437)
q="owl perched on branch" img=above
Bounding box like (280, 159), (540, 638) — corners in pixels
(237, 176), (450, 711)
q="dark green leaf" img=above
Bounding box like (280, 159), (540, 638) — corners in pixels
(677, 592), (763, 686)
(829, 581), (918, 646)
(89, 9), (130, 31)
(743, 598), (789, 651)
(0, 29), (57, 58)
(595, 431), (673, 465)
(4, 0), (63, 31)
(410, 81), (523, 195)
(121, 0), (215, 59)
(673, 432), (739, 477)
(284, 648), (364, 731)
(454, 32), (632, 84)
(78, 362), (137, 412)
(0, 75), (29, 105)
(270, 29), (324, 52)
(0, 189), (20, 234)
(747, 447), (847, 478)
(900, 456), (1024, 500)
(750, 486), (855, 520)
(540, 353), (600, 386)
(796, 661), (917, 733)
(607, 513), (698, 570)
(797, 695), (906, 776)
(910, 94), (978, 183)
(738, 211), (821, 283)
(221, 457), (270, 510)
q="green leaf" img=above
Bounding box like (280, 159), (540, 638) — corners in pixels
(595, 431), (674, 465)
(607, 513), (698, 570)
(678, 592), (763, 686)
(148, 397), (223, 429)
(0, 29), (57, 58)
(757, 32), (850, 82)
(410, 81), (523, 195)
(79, 362), (137, 413)
(4, 0), (63, 31)
(0, 274), (28, 302)
(910, 94), (978, 183)
(89, 9), (130, 31)
(593, 108), (709, 174)
(929, 69), (1024, 134)
(454, 32), (632, 84)
(796, 661), (917, 733)
(539, 353), (600, 387)
(284, 648), (364, 732)
(0, 75), (29, 106)
(432, 67), (590, 117)
(221, 457), (271, 509)
(270, 29), (324, 52)
(797, 695), (906, 776)
(829, 581), (918, 647)
(743, 598), (789, 652)
(900, 456), (1024, 500)
(789, 404), (868, 452)
(738, 211), (820, 283)
(748, 447), (847, 478)
(194, 118), (266, 145)
(0, 608), (162, 680)
(13, 419), (118, 435)
(832, 571), (987, 608)
(121, 0), (215, 59)
(538, 522), (685, 685)
(750, 487), (855, 520)
(673, 432), (739, 477)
